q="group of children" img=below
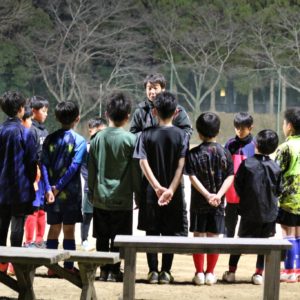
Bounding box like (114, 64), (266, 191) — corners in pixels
(0, 73), (299, 288)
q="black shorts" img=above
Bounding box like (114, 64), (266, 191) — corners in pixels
(189, 211), (225, 234)
(238, 219), (276, 238)
(93, 208), (132, 239)
(277, 208), (300, 226)
(47, 210), (83, 225)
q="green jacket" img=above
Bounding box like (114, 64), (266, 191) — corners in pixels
(88, 127), (141, 211)
(275, 135), (300, 214)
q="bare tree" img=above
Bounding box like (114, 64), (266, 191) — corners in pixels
(144, 4), (241, 119)
(21, 0), (144, 119)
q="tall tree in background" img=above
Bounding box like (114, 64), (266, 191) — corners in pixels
(22, 0), (145, 119)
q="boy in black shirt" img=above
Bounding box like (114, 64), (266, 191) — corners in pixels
(133, 91), (189, 284)
(223, 129), (281, 285)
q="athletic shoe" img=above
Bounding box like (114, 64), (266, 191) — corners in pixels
(99, 270), (108, 281)
(192, 272), (205, 285)
(0, 263), (8, 273)
(81, 240), (89, 251)
(205, 273), (217, 285)
(34, 241), (47, 249)
(252, 274), (263, 285)
(280, 271), (297, 283)
(147, 271), (159, 284)
(107, 271), (123, 282)
(158, 271), (174, 284)
(7, 263), (15, 276)
(222, 271), (236, 283)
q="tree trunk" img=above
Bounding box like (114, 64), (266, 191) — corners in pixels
(281, 76), (287, 113)
(248, 89), (254, 113)
(269, 78), (274, 114)
(210, 89), (216, 112)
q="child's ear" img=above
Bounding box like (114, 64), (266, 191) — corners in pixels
(173, 108), (179, 119)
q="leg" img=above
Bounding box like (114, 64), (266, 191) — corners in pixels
(63, 224), (76, 269)
(225, 203), (239, 238)
(24, 212), (37, 244)
(10, 215), (26, 247)
(81, 213), (93, 242)
(35, 209), (46, 243)
(146, 231), (159, 272)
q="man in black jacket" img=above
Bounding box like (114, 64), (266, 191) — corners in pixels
(129, 73), (192, 137)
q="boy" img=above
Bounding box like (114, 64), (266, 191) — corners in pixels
(184, 112), (234, 286)
(133, 91), (189, 284)
(88, 92), (141, 282)
(81, 117), (107, 251)
(129, 73), (192, 137)
(224, 129), (281, 285)
(275, 107), (300, 283)
(0, 91), (37, 273)
(23, 96), (49, 248)
(222, 112), (255, 282)
(42, 101), (86, 273)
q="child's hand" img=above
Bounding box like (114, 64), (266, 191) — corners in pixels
(51, 186), (59, 197)
(155, 186), (167, 198)
(208, 195), (221, 207)
(46, 191), (55, 204)
(158, 189), (173, 206)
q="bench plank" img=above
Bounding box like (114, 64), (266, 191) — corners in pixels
(115, 235), (291, 300)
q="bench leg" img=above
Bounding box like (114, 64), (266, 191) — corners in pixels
(263, 250), (281, 300)
(14, 263), (36, 300)
(122, 248), (136, 300)
(78, 262), (97, 300)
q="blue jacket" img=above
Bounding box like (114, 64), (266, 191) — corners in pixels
(0, 117), (37, 215)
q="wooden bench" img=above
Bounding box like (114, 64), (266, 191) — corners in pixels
(0, 246), (70, 300)
(115, 235), (291, 300)
(47, 250), (120, 300)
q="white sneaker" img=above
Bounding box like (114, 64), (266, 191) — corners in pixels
(280, 271), (297, 283)
(252, 274), (263, 285)
(82, 240), (89, 251)
(205, 273), (217, 285)
(222, 271), (236, 283)
(192, 272), (205, 285)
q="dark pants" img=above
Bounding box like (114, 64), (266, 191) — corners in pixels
(225, 203), (239, 237)
(146, 230), (174, 273)
(0, 205), (26, 247)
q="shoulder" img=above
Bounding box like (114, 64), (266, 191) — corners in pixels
(225, 137), (236, 146)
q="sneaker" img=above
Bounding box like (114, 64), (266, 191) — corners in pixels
(222, 271), (236, 283)
(280, 271), (297, 283)
(252, 273), (263, 285)
(99, 270), (108, 281)
(205, 273), (217, 285)
(159, 271), (174, 284)
(147, 271), (159, 284)
(7, 263), (15, 276)
(0, 263), (8, 273)
(107, 271), (123, 282)
(34, 241), (47, 249)
(192, 272), (205, 285)
(81, 240), (89, 251)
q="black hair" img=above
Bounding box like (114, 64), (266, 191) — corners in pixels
(55, 101), (79, 125)
(256, 129), (279, 155)
(284, 107), (300, 135)
(30, 95), (49, 109)
(143, 73), (166, 89)
(22, 105), (33, 121)
(233, 112), (253, 128)
(196, 112), (220, 138)
(0, 91), (26, 117)
(88, 117), (107, 128)
(153, 91), (177, 119)
(106, 91), (132, 124)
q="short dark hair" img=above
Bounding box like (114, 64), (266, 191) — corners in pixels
(55, 101), (79, 125)
(256, 129), (279, 155)
(233, 112), (253, 128)
(88, 117), (107, 129)
(284, 107), (300, 135)
(143, 73), (166, 89)
(22, 105), (33, 121)
(106, 91), (131, 124)
(0, 91), (26, 117)
(153, 91), (177, 119)
(196, 112), (220, 138)
(30, 96), (49, 109)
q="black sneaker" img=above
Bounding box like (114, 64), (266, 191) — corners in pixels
(159, 271), (174, 284)
(107, 271), (123, 282)
(99, 270), (108, 281)
(147, 271), (159, 284)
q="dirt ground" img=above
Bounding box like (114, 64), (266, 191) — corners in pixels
(1, 252), (300, 300)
